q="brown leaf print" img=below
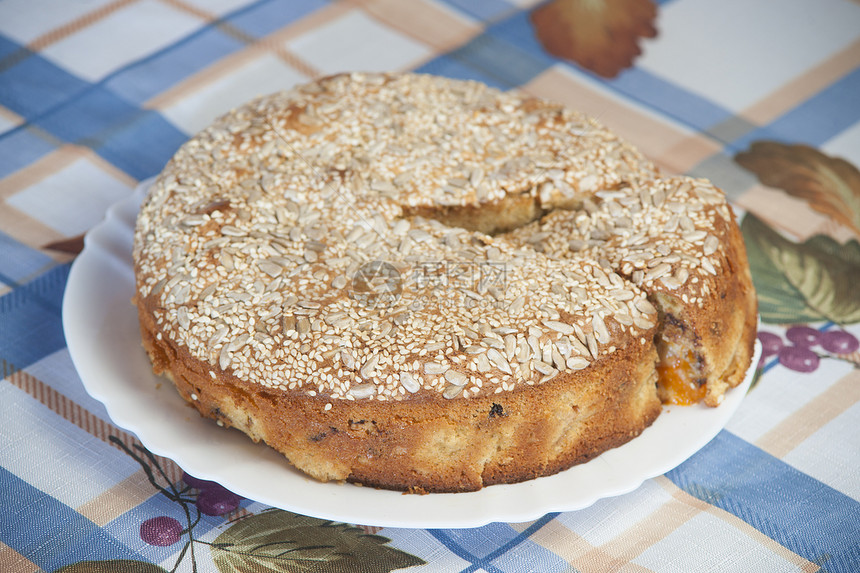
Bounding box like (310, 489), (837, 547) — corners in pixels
(530, 0), (658, 78)
(736, 141), (860, 235)
(44, 234), (85, 255)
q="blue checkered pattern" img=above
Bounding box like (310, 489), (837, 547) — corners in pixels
(2, 0), (860, 571)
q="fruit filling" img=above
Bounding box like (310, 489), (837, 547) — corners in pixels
(654, 314), (707, 405)
(656, 348), (706, 405)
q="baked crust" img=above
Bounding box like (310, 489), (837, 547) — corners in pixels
(137, 295), (661, 492)
(133, 72), (756, 492)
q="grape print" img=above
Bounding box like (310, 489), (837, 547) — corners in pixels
(197, 486), (242, 516)
(140, 516), (183, 547)
(96, 436), (424, 572)
(820, 330), (860, 354)
(785, 326), (821, 347)
(757, 325), (860, 374)
(181, 471), (217, 490)
(777, 346), (820, 373)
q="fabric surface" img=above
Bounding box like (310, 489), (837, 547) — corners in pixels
(1, 0), (859, 571)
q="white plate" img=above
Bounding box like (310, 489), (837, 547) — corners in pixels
(64, 180), (760, 529)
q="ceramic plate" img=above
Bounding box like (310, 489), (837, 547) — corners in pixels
(64, 180), (760, 528)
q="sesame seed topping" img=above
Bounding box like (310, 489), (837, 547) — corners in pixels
(135, 72), (735, 403)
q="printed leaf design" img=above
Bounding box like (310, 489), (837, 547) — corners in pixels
(43, 234), (85, 255)
(742, 213), (860, 324)
(211, 509), (425, 573)
(736, 141), (860, 235)
(55, 561), (168, 573)
(530, 0), (658, 78)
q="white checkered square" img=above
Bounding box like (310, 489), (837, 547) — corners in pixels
(638, 0), (860, 112)
(0, 383), (139, 509)
(555, 479), (673, 546)
(783, 400), (860, 500)
(7, 158), (133, 237)
(0, 0), (115, 44)
(634, 512), (807, 572)
(286, 10), (431, 75)
(40, 0), (204, 82)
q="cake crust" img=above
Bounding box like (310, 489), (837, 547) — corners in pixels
(133, 72), (756, 492)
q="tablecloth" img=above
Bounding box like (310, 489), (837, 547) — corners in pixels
(1, 0), (859, 571)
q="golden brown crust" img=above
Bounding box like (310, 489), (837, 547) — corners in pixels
(132, 72), (756, 492)
(137, 294), (661, 492)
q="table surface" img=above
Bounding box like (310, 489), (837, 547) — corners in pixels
(1, 0), (859, 571)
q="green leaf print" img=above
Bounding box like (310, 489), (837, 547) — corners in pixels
(742, 213), (860, 324)
(55, 561), (168, 573)
(211, 509), (425, 573)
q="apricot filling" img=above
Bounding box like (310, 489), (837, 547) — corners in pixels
(656, 349), (706, 405)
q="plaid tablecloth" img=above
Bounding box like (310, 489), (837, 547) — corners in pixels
(2, 0), (859, 571)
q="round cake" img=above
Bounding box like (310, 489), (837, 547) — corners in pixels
(133, 72), (757, 493)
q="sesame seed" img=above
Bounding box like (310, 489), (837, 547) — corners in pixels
(135, 72), (738, 404)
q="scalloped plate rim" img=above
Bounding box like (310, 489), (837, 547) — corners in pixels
(63, 180), (760, 528)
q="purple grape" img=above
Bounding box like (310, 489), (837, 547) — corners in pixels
(778, 346), (820, 373)
(757, 331), (783, 357)
(182, 471), (220, 491)
(196, 485), (241, 516)
(785, 326), (820, 348)
(820, 330), (859, 355)
(140, 516), (183, 546)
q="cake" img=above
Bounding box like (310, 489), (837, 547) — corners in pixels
(132, 72), (757, 493)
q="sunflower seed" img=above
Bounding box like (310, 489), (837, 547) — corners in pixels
(566, 356), (589, 370)
(487, 348), (512, 374)
(704, 234), (719, 256)
(586, 333), (598, 358)
(508, 295), (526, 314)
(424, 362), (447, 375)
(551, 347), (566, 369)
(220, 225), (245, 237)
(660, 276), (683, 290)
(332, 275), (347, 289)
(181, 214), (207, 226)
(504, 335), (517, 361)
(544, 320), (574, 335)
(644, 263), (672, 281)
(219, 251), (234, 271)
(592, 314), (610, 344)
(257, 261), (282, 277)
(218, 345), (231, 370)
(360, 355), (379, 378)
(400, 372), (420, 393)
(177, 307), (190, 329)
(349, 383), (376, 399)
(635, 298), (657, 314)
(445, 370), (468, 385)
(341, 349), (355, 370)
(443, 384), (464, 399)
